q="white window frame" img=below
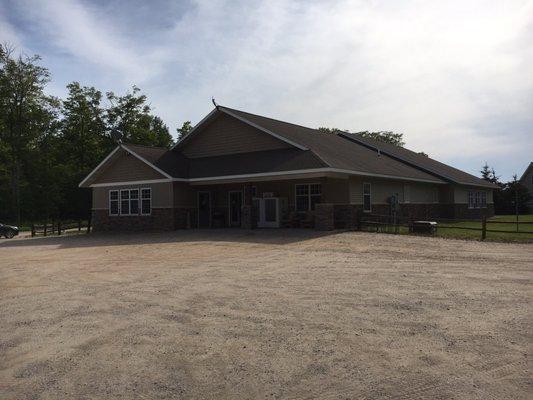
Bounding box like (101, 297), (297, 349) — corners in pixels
(120, 189), (131, 216)
(363, 182), (372, 213)
(109, 188), (149, 216)
(468, 190), (475, 209)
(295, 183), (322, 212)
(480, 191), (487, 208)
(140, 187), (152, 216)
(129, 188), (140, 215)
(109, 190), (119, 216)
(468, 190), (487, 209)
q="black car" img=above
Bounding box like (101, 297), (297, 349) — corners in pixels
(0, 223), (19, 239)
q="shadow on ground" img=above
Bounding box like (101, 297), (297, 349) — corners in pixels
(0, 228), (342, 249)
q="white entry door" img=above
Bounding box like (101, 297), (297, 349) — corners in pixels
(257, 198), (280, 228)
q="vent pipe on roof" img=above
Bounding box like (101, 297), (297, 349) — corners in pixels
(377, 149), (381, 157)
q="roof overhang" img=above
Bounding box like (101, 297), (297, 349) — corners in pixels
(84, 162), (448, 187)
(183, 167), (445, 185)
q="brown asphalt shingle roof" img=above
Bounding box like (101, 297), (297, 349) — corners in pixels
(339, 132), (499, 188)
(123, 143), (168, 164)
(187, 148), (326, 178)
(219, 107), (444, 183)
(219, 106), (496, 187)
(122, 107), (497, 188)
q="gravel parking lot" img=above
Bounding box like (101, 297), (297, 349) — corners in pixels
(1, 230), (531, 399)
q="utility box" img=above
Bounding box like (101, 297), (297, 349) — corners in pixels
(410, 221), (437, 234)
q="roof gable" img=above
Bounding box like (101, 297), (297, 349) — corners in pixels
(79, 144), (172, 187)
(179, 112), (296, 158)
(173, 107), (307, 153)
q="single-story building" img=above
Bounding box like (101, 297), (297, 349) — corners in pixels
(79, 105), (498, 231)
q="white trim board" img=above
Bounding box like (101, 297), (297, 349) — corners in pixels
(185, 168), (446, 185)
(122, 145), (173, 179)
(79, 146), (121, 187)
(80, 144), (172, 188)
(170, 108), (218, 150)
(170, 106), (308, 152)
(88, 168), (447, 188)
(219, 108), (308, 151)
(90, 178), (172, 187)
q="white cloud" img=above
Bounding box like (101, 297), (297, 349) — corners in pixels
(13, 0), (168, 83)
(5, 0), (533, 179)
(0, 3), (22, 47)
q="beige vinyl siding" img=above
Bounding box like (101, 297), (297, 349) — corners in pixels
(182, 113), (292, 158)
(439, 186), (454, 203)
(173, 182), (196, 208)
(322, 178), (350, 203)
(92, 182), (173, 209)
(92, 150), (166, 184)
(349, 177), (403, 204)
(453, 186), (494, 204)
(349, 176), (442, 205)
(409, 184), (438, 203)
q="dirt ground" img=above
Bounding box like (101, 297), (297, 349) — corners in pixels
(0, 230), (531, 399)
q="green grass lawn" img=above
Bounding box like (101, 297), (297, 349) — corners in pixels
(436, 214), (533, 243)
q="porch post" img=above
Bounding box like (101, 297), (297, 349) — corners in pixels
(242, 183), (253, 229)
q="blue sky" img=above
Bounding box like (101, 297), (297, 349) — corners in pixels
(1, 0), (532, 181)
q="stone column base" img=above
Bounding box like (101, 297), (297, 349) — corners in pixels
(315, 203), (335, 230)
(241, 205), (253, 229)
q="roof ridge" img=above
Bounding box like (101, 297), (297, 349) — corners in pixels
(219, 106), (322, 134)
(122, 142), (169, 150)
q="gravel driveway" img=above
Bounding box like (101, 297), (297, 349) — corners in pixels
(1, 230), (531, 399)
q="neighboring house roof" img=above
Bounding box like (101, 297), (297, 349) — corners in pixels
(519, 162), (533, 182)
(80, 105), (498, 188)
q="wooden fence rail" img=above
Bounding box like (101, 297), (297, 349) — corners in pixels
(31, 218), (91, 237)
(359, 214), (533, 241)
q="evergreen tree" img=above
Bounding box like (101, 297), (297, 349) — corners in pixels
(176, 121), (193, 141)
(318, 127), (405, 147)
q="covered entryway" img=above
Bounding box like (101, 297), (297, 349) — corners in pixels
(254, 197), (282, 228)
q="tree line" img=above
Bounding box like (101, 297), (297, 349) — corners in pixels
(480, 163), (530, 214)
(0, 44), (181, 225)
